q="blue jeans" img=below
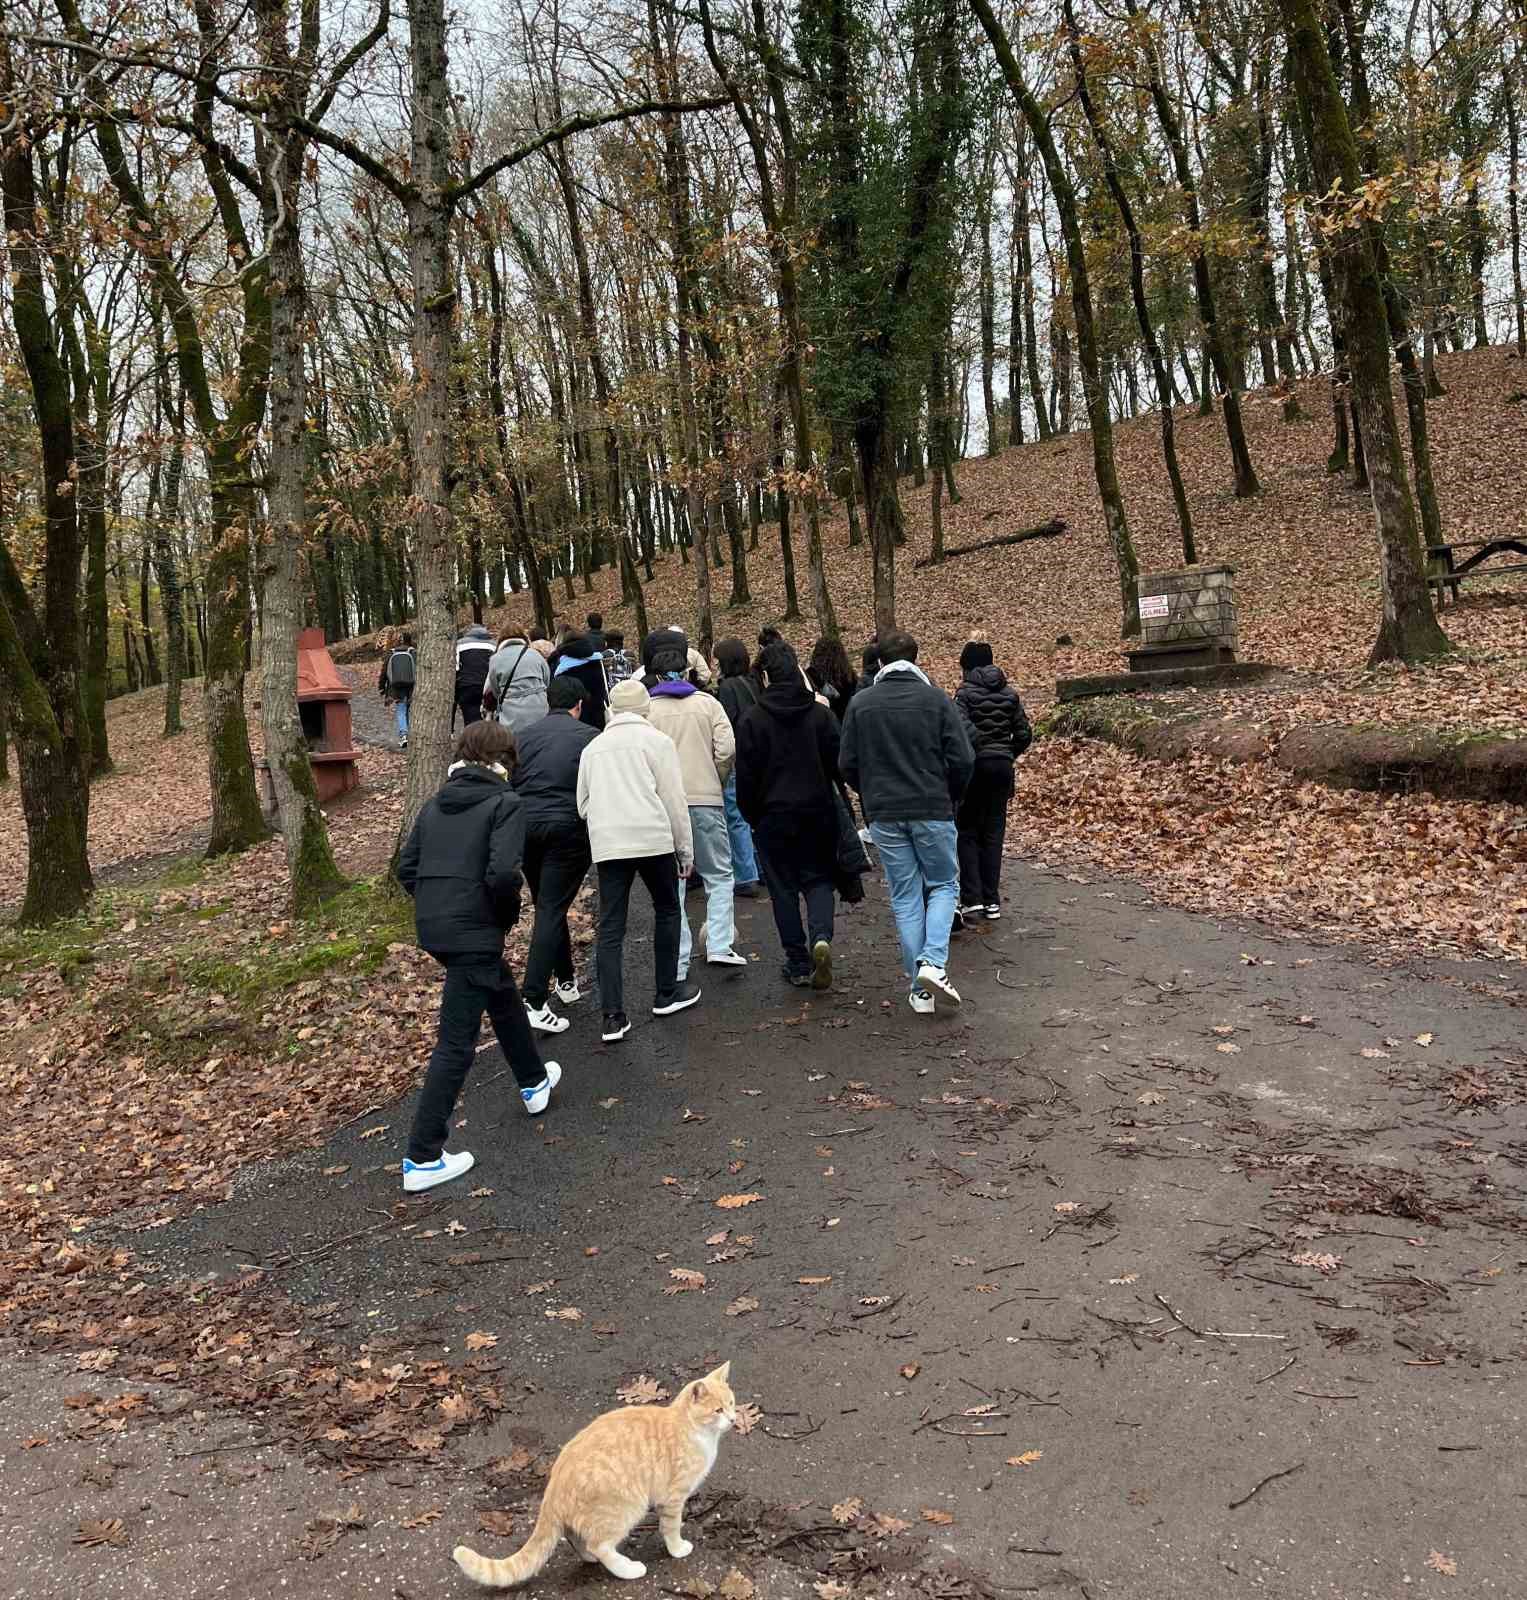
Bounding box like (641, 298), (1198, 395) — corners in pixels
(678, 805), (736, 975)
(869, 819), (959, 985)
(722, 776), (759, 884)
(394, 695), (410, 739)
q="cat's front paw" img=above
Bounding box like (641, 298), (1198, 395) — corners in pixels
(666, 1538), (694, 1560)
(620, 1561), (648, 1581)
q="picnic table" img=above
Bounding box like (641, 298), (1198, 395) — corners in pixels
(1426, 538), (1527, 605)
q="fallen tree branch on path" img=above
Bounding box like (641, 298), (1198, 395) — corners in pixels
(914, 517), (1067, 568)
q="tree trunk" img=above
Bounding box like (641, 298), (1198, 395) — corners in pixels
(1508, 50), (1526, 358)
(1127, 0), (1261, 497)
(256, 0), (347, 911)
(1019, 162), (1051, 440)
(979, 185), (999, 455)
(1066, 0), (1195, 565)
(1280, 0), (1448, 664)
(970, 0), (1140, 635)
(0, 46), (93, 923)
(398, 0), (462, 847)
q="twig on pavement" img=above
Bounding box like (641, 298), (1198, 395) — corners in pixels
(1228, 1461), (1305, 1510)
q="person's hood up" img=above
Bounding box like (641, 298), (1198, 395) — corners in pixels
(643, 627), (686, 669)
(757, 681), (817, 721)
(436, 764), (511, 814)
(461, 623), (492, 641)
(965, 664), (1007, 691)
(651, 676), (698, 698)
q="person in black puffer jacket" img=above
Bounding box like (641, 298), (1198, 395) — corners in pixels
(396, 720), (561, 1193)
(952, 637), (1032, 922)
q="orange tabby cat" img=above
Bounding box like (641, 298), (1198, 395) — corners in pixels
(454, 1362), (737, 1588)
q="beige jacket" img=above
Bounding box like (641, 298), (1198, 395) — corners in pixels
(576, 712), (694, 869)
(645, 686), (734, 807)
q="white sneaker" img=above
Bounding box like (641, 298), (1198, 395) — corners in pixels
(857, 827), (874, 846)
(707, 949), (748, 967)
(554, 979), (581, 1005)
(402, 1149), (475, 1192)
(916, 964), (961, 1004)
(526, 1003), (569, 1035)
(908, 988), (936, 1016)
(521, 1061), (562, 1116)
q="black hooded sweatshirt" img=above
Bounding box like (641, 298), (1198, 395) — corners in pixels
(397, 765), (525, 958)
(734, 681), (842, 830)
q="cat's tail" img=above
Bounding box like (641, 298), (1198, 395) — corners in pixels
(453, 1506), (560, 1590)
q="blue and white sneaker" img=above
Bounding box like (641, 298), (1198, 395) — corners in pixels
(521, 1061), (563, 1116)
(402, 1149), (475, 1193)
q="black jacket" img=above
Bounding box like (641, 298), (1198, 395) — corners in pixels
(954, 665), (1032, 762)
(550, 636), (609, 730)
(734, 683), (841, 829)
(839, 668), (974, 823)
(512, 711), (599, 832)
(715, 671), (759, 733)
(398, 766), (525, 957)
(455, 628), (495, 699)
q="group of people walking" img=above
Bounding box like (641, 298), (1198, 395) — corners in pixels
(393, 618), (1030, 1194)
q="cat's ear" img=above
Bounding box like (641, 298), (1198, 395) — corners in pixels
(705, 1361), (731, 1386)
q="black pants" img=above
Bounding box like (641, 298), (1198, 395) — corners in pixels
(456, 688), (484, 728)
(408, 956), (543, 1163)
(595, 853), (680, 1014)
(522, 822), (591, 1006)
(756, 823), (836, 976)
(957, 761), (1014, 907)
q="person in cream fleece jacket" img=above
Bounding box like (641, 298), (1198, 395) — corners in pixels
(576, 678), (701, 1041)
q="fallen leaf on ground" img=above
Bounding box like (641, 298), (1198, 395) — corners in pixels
(666, 1268), (707, 1293)
(401, 1507), (442, 1529)
(464, 1331), (498, 1352)
(1007, 1450), (1043, 1467)
(525, 1281), (555, 1295)
(544, 1306), (583, 1321)
(1108, 1273), (1139, 1285)
(478, 1509), (519, 1536)
(323, 1164), (349, 1176)
(359, 1125), (388, 1140)
(1426, 1552), (1458, 1576)
(617, 1375), (669, 1405)
(797, 1275), (831, 1285)
(716, 1193), (763, 1209)
(899, 1363), (921, 1380)
(726, 1296), (759, 1316)
(1137, 1090), (1167, 1105)
(832, 1497), (864, 1525)
(814, 1583), (851, 1600)
(921, 1508), (954, 1525)
(1360, 1047), (1390, 1060)
(1052, 1202), (1079, 1214)
(1215, 1042), (1241, 1055)
(706, 1229), (730, 1246)
(73, 1518), (127, 1548)
(717, 1570), (755, 1600)
(1287, 1251), (1343, 1274)
(1415, 1032), (1435, 1047)
(733, 1402), (762, 1435)
(870, 1512), (912, 1535)
(597, 1097), (621, 1110)
(469, 1186), (495, 1197)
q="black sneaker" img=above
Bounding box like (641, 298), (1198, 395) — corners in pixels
(781, 963), (812, 987)
(652, 979), (702, 1016)
(601, 1011), (631, 1042)
(734, 880), (764, 899)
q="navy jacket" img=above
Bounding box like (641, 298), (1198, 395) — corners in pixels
(512, 711), (599, 832)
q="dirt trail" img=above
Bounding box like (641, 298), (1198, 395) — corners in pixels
(7, 862), (1527, 1599)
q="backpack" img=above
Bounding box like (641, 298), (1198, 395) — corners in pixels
(387, 648), (416, 691)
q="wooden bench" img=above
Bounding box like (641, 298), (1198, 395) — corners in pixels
(1426, 538), (1527, 605)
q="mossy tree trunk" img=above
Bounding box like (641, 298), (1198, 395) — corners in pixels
(0, 42), (94, 923)
(254, 0), (349, 913)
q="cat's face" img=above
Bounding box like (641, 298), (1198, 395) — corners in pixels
(686, 1362), (737, 1435)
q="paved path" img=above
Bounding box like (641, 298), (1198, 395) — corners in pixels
(15, 855), (1526, 1599)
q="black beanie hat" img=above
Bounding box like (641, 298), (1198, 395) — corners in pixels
(960, 638), (994, 672)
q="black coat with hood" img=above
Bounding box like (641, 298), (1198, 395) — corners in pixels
(954, 665), (1032, 762)
(714, 639), (759, 732)
(734, 682), (841, 831)
(397, 765), (525, 958)
(549, 633), (610, 730)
